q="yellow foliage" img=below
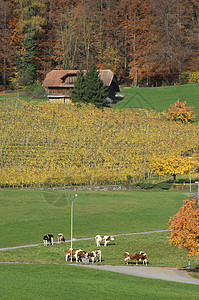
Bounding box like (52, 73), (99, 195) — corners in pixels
(0, 101), (198, 186)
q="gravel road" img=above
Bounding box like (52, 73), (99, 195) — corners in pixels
(70, 264), (199, 285)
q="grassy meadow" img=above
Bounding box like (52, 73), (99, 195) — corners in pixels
(0, 189), (186, 247)
(1, 189), (199, 268)
(1, 231), (198, 268)
(114, 83), (199, 121)
(1, 264), (199, 300)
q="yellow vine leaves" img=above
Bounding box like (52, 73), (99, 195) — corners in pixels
(0, 100), (198, 186)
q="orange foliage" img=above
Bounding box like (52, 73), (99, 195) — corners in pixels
(162, 99), (196, 123)
(168, 197), (199, 261)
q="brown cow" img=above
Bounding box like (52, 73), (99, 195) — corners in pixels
(88, 250), (102, 264)
(124, 252), (141, 265)
(65, 248), (88, 262)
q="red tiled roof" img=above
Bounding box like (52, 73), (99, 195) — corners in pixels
(42, 69), (115, 88)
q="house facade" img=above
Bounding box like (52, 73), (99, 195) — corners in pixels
(42, 69), (120, 104)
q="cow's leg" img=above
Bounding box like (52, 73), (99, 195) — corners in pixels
(51, 237), (54, 245)
(66, 254), (70, 262)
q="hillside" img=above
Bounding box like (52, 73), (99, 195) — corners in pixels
(114, 84), (199, 121)
(0, 101), (198, 187)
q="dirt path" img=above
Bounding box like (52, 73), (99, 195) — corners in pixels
(1, 261), (198, 285)
(0, 229), (168, 251)
(70, 264), (199, 285)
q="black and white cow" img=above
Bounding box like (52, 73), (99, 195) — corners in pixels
(43, 234), (54, 246)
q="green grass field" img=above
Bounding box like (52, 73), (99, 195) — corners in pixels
(1, 189), (199, 298)
(1, 231), (198, 268)
(1, 264), (199, 300)
(114, 83), (199, 121)
(1, 189), (198, 267)
(0, 189), (185, 247)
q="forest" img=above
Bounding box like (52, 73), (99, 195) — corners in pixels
(0, 0), (198, 89)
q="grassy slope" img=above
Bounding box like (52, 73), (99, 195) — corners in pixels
(1, 232), (198, 268)
(1, 264), (199, 300)
(1, 189), (199, 268)
(0, 189), (185, 247)
(114, 83), (199, 121)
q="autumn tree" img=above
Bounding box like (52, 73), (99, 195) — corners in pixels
(150, 154), (194, 183)
(168, 197), (199, 262)
(0, 0), (14, 87)
(162, 99), (196, 123)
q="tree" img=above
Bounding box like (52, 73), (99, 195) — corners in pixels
(168, 197), (199, 262)
(14, 0), (46, 86)
(83, 63), (109, 108)
(162, 99), (196, 123)
(70, 69), (86, 103)
(150, 154), (193, 183)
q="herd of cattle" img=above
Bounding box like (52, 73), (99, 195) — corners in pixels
(43, 233), (148, 265)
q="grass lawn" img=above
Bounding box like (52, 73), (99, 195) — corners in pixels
(0, 91), (47, 103)
(1, 264), (199, 300)
(0, 189), (186, 247)
(1, 232), (198, 268)
(114, 83), (199, 121)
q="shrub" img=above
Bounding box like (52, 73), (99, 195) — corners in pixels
(155, 182), (172, 190)
(162, 99), (196, 123)
(136, 182), (172, 190)
(25, 82), (46, 98)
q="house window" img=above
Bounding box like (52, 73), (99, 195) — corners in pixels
(66, 76), (76, 84)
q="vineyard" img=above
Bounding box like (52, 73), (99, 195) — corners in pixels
(0, 100), (199, 187)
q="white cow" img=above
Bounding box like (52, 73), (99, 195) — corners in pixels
(95, 235), (114, 247)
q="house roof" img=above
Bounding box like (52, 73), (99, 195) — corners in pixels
(42, 69), (116, 88)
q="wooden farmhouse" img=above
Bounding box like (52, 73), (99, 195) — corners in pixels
(42, 69), (120, 104)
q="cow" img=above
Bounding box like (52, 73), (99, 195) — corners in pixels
(88, 250), (102, 264)
(95, 235), (114, 247)
(57, 233), (65, 244)
(124, 252), (141, 265)
(65, 248), (88, 262)
(139, 251), (148, 265)
(43, 234), (54, 246)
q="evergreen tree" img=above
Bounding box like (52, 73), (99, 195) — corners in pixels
(15, 33), (36, 86)
(70, 69), (86, 103)
(84, 63), (109, 108)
